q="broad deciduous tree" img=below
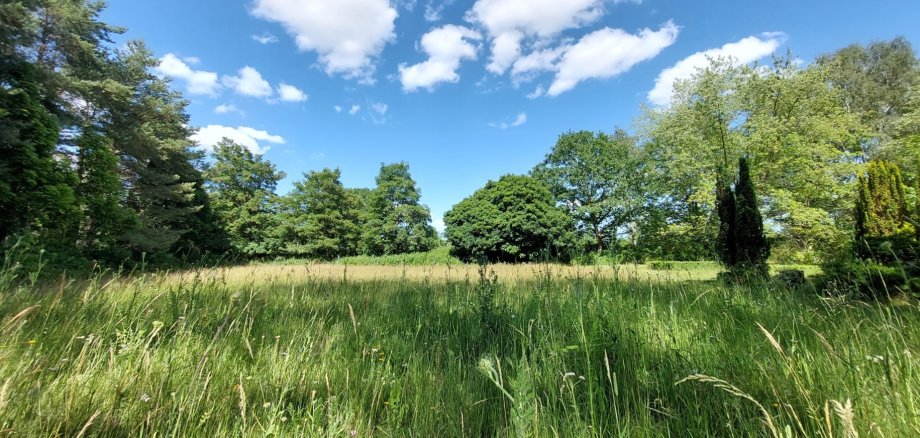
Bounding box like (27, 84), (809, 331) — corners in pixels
(444, 175), (574, 263)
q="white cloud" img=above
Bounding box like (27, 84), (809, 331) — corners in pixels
(214, 104), (243, 115)
(334, 105), (343, 113)
(399, 25), (482, 92)
(252, 33), (279, 44)
(510, 44), (567, 83)
(648, 33), (784, 106)
(192, 125), (286, 155)
(547, 21), (679, 96)
(485, 31), (523, 74)
(424, 1), (447, 21)
(371, 102), (388, 115)
(489, 112), (527, 129)
(222, 66), (273, 99)
(369, 102), (389, 124)
(183, 56), (201, 65)
(277, 83), (308, 102)
(526, 84), (546, 99)
(155, 54), (220, 96)
(349, 105), (361, 115)
(251, 0), (397, 81)
(467, 0), (609, 74)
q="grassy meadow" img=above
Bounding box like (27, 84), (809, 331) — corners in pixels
(0, 262), (917, 436)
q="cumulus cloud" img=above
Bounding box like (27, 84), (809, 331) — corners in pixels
(349, 105), (361, 115)
(489, 112), (527, 129)
(547, 21), (679, 96)
(334, 105), (343, 113)
(277, 83), (308, 102)
(648, 33), (785, 106)
(155, 54), (220, 96)
(222, 66), (273, 99)
(467, 0), (609, 74)
(192, 125), (285, 155)
(510, 45), (568, 84)
(214, 104), (243, 115)
(251, 0), (398, 81)
(252, 32), (280, 44)
(399, 25), (482, 91)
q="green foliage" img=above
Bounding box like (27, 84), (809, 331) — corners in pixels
(734, 158), (771, 275)
(0, 62), (79, 245)
(715, 158), (771, 278)
(75, 129), (137, 264)
(336, 246), (458, 266)
(818, 37), (919, 150)
(532, 130), (645, 252)
(363, 162), (438, 256)
(281, 168), (362, 260)
(641, 56), (862, 263)
(204, 139), (285, 258)
(824, 160), (919, 298)
(855, 161), (914, 251)
(715, 176), (737, 267)
(444, 175), (575, 263)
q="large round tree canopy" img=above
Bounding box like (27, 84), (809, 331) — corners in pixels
(444, 175), (574, 263)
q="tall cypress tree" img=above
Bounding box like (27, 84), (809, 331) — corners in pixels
(715, 158), (770, 278)
(715, 176), (738, 268)
(734, 157), (770, 276)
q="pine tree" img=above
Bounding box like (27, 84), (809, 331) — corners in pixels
(733, 157), (770, 276)
(363, 162), (438, 255)
(103, 42), (215, 261)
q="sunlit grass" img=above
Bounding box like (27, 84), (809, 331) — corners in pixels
(0, 263), (916, 436)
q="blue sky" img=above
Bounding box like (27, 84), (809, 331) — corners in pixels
(102, 0), (920, 231)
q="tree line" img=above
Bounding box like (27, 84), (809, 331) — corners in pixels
(2, 1), (919, 289)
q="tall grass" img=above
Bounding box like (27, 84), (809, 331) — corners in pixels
(0, 264), (917, 436)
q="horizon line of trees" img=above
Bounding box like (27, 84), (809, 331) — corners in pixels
(2, 1), (920, 282)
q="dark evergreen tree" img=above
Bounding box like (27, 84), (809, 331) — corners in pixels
(733, 157), (770, 276)
(715, 176), (737, 267)
(715, 158), (770, 278)
(102, 42), (218, 261)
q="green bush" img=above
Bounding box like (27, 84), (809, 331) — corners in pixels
(336, 246), (460, 266)
(820, 253), (917, 298)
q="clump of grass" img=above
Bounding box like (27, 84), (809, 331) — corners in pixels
(0, 262), (916, 436)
